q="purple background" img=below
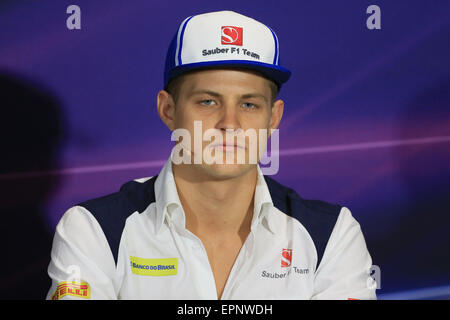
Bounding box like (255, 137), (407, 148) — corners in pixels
(1, 0), (449, 299)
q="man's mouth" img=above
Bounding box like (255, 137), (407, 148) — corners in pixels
(209, 142), (246, 152)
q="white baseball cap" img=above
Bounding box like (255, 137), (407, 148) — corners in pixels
(163, 10), (291, 89)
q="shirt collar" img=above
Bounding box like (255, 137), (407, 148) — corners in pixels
(154, 156), (278, 235)
(154, 156), (184, 234)
(252, 164), (277, 234)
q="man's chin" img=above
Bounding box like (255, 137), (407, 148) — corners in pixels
(198, 162), (257, 181)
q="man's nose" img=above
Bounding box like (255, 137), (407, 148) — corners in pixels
(217, 103), (241, 132)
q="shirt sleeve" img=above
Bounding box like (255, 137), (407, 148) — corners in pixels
(46, 206), (118, 300)
(311, 207), (377, 300)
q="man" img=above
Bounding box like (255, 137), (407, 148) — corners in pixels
(46, 10), (376, 300)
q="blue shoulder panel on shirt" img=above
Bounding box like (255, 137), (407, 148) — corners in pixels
(77, 174), (338, 268)
(264, 176), (341, 269)
(77, 176), (158, 264)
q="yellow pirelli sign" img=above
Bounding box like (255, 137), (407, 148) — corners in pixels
(130, 256), (178, 276)
(52, 281), (91, 300)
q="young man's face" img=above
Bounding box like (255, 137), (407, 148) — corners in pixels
(158, 68), (284, 180)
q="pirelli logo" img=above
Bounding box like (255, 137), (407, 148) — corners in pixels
(130, 256), (178, 276)
(52, 281), (91, 300)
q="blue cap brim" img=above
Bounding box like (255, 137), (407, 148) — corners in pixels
(165, 60), (291, 89)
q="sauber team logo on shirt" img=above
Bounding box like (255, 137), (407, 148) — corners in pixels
(130, 256), (178, 276)
(281, 248), (293, 267)
(261, 249), (310, 279)
(221, 26), (243, 46)
(51, 281), (91, 300)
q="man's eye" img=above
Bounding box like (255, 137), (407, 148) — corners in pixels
(200, 99), (216, 106)
(242, 102), (256, 109)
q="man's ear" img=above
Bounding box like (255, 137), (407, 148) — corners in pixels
(268, 99), (284, 135)
(157, 90), (176, 131)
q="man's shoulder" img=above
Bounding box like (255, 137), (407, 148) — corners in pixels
(77, 176), (158, 215)
(264, 175), (343, 268)
(74, 175), (159, 264)
(264, 175), (342, 218)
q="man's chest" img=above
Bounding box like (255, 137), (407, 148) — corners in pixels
(117, 225), (316, 299)
(201, 235), (248, 299)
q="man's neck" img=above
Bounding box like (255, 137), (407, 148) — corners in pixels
(172, 164), (257, 240)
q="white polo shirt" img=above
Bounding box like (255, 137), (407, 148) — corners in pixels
(46, 157), (377, 300)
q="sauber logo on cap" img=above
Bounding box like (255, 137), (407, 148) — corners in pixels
(221, 26), (243, 46)
(281, 249), (292, 267)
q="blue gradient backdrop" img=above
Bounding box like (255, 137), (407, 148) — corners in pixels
(0, 0), (449, 299)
